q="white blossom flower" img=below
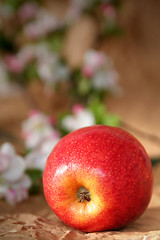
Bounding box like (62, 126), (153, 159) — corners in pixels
(0, 142), (14, 172)
(37, 60), (70, 86)
(3, 44), (35, 77)
(0, 143), (31, 205)
(5, 187), (28, 206)
(25, 133), (60, 171)
(82, 49), (121, 94)
(9, 43), (70, 86)
(82, 50), (112, 77)
(92, 69), (120, 94)
(3, 54), (24, 74)
(35, 43), (70, 85)
(1, 146), (25, 182)
(24, 9), (60, 40)
(17, 44), (35, 66)
(61, 104), (95, 132)
(21, 110), (59, 150)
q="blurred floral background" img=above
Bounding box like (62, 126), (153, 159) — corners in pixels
(0, 0), (160, 206)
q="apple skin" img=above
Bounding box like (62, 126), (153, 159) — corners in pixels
(43, 125), (153, 232)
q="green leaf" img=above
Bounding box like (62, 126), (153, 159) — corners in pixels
(3, 0), (28, 11)
(29, 184), (42, 195)
(25, 168), (43, 195)
(57, 112), (71, 136)
(25, 168), (42, 183)
(77, 77), (91, 96)
(46, 30), (65, 53)
(88, 99), (120, 127)
(88, 99), (106, 123)
(151, 158), (160, 166)
(103, 25), (124, 37)
(101, 113), (120, 127)
(23, 63), (38, 80)
(0, 31), (15, 52)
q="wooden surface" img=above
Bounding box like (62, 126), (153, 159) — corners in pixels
(102, 0), (160, 158)
(0, 164), (160, 240)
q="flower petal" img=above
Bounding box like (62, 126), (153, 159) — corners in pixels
(0, 142), (15, 155)
(25, 150), (46, 170)
(2, 155), (25, 182)
(12, 174), (32, 189)
(5, 187), (28, 205)
(0, 143), (15, 172)
(0, 185), (7, 198)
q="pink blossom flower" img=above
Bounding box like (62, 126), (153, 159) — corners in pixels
(0, 143), (12, 172)
(82, 66), (94, 78)
(82, 50), (107, 77)
(24, 10), (59, 40)
(3, 54), (24, 74)
(101, 3), (117, 20)
(25, 134), (60, 171)
(0, 143), (25, 182)
(24, 23), (44, 40)
(3, 45), (34, 76)
(17, 45), (35, 66)
(0, 143), (31, 205)
(72, 104), (84, 114)
(5, 188), (28, 205)
(82, 49), (121, 94)
(0, 154), (11, 172)
(61, 105), (95, 132)
(17, 2), (38, 22)
(92, 69), (121, 94)
(22, 110), (59, 150)
(35, 43), (70, 85)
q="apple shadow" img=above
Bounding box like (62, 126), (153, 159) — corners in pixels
(55, 207), (160, 236)
(119, 207), (160, 233)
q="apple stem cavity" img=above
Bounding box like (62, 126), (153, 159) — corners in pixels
(77, 187), (91, 203)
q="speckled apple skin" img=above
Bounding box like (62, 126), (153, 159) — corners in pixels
(43, 125), (153, 232)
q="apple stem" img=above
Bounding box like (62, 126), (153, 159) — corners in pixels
(77, 187), (91, 203)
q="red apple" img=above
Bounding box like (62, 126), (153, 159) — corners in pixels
(43, 125), (153, 232)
